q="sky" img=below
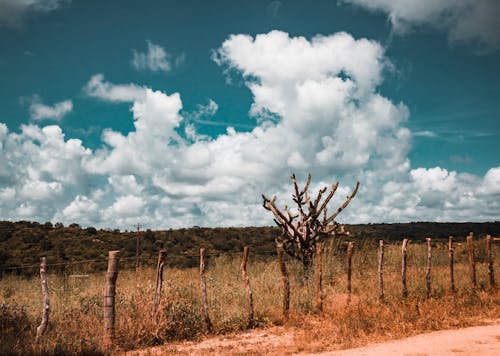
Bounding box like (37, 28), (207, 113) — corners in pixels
(0, 0), (499, 229)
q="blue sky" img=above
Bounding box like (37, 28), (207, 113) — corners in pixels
(0, 0), (499, 228)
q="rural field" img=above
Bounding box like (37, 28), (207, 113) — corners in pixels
(2, 1), (500, 355)
(1, 235), (498, 355)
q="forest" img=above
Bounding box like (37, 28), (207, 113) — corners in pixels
(1, 220), (499, 275)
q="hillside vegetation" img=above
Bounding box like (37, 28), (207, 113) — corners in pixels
(1, 221), (499, 274)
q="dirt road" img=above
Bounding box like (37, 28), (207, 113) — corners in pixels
(127, 320), (500, 355)
(313, 323), (500, 355)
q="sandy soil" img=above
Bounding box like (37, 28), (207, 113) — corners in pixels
(311, 322), (500, 356)
(125, 320), (500, 355)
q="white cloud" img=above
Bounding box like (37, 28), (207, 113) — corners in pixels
(480, 167), (500, 196)
(0, 30), (498, 228)
(341, 0), (500, 49)
(131, 41), (172, 73)
(414, 130), (437, 138)
(83, 74), (146, 102)
(56, 195), (99, 225)
(0, 0), (69, 28)
(29, 96), (73, 121)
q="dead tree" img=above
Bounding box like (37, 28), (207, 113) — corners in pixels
(262, 173), (359, 271)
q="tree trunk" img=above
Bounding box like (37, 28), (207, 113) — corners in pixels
(315, 243), (323, 311)
(277, 243), (290, 319)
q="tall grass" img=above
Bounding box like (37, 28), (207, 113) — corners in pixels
(1, 239), (498, 355)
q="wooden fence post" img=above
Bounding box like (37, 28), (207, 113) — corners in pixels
(152, 249), (166, 318)
(486, 235), (495, 289)
(401, 239), (409, 299)
(103, 250), (120, 346)
(315, 243), (323, 311)
(36, 257), (50, 342)
(378, 240), (384, 301)
(241, 246), (254, 328)
(466, 233), (477, 289)
(426, 238), (432, 298)
(276, 243), (290, 319)
(199, 248), (212, 331)
(346, 242), (354, 303)
(449, 236), (455, 293)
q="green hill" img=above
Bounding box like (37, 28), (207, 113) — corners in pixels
(1, 220), (499, 275)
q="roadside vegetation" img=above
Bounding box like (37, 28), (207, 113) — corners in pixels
(1, 236), (498, 355)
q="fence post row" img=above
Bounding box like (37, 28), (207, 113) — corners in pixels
(199, 248), (213, 331)
(18, 230), (498, 347)
(103, 250), (120, 347)
(466, 232), (477, 289)
(315, 243), (323, 311)
(241, 246), (254, 328)
(152, 249), (166, 319)
(378, 240), (384, 301)
(276, 243), (290, 319)
(401, 239), (409, 299)
(36, 257), (50, 342)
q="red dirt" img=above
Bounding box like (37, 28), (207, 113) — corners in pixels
(125, 319), (500, 355)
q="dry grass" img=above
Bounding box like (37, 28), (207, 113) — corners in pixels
(1, 239), (498, 355)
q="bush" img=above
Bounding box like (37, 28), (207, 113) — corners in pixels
(0, 303), (32, 355)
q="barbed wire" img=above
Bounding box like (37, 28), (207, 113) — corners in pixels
(1, 256), (150, 271)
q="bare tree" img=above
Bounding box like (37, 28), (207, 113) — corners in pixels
(262, 173), (359, 271)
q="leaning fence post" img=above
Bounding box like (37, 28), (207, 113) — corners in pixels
(315, 243), (323, 311)
(36, 257), (50, 342)
(103, 250), (120, 347)
(401, 239), (409, 299)
(199, 248), (213, 332)
(426, 238), (432, 298)
(241, 246), (254, 328)
(378, 240), (384, 301)
(486, 235), (495, 289)
(152, 249), (166, 318)
(346, 241), (354, 303)
(276, 243), (290, 319)
(466, 233), (476, 289)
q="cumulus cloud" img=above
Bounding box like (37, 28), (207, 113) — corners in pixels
(341, 0), (500, 50)
(131, 41), (183, 73)
(0, 30), (498, 228)
(29, 96), (73, 121)
(0, 0), (69, 28)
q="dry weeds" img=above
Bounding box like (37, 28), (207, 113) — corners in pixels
(1, 239), (498, 355)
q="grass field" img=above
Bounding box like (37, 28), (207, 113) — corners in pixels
(1, 238), (498, 355)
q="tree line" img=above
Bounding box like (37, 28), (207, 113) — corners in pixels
(1, 220), (499, 275)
